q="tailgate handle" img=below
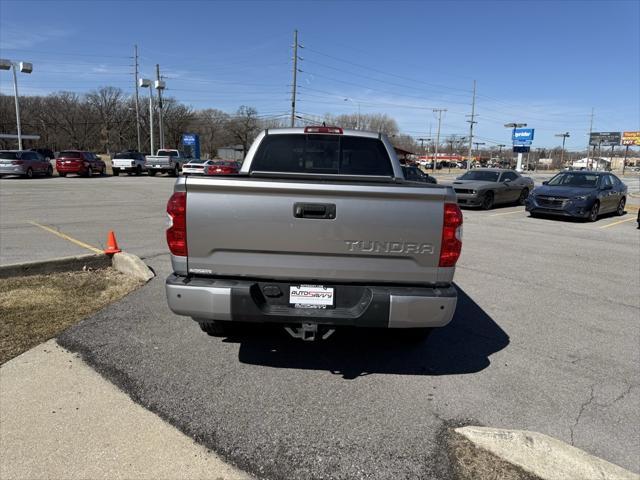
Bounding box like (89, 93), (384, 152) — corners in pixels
(293, 203), (336, 219)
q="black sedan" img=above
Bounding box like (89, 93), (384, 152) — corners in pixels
(525, 171), (627, 222)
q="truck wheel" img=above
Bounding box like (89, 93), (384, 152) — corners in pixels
(148, 169), (156, 176)
(85, 167), (93, 178)
(136, 165), (142, 176)
(198, 320), (234, 337)
(171, 165), (180, 177)
(46, 166), (53, 177)
(112, 168), (120, 176)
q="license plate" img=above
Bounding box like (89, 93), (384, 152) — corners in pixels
(289, 285), (334, 308)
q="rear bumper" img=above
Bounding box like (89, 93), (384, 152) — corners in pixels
(146, 163), (172, 170)
(112, 163), (141, 171)
(166, 274), (457, 328)
(0, 165), (27, 175)
(56, 164), (85, 174)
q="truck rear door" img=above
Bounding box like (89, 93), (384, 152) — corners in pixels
(181, 130), (453, 285)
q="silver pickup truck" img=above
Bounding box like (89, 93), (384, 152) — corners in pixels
(165, 126), (463, 340)
(146, 149), (191, 176)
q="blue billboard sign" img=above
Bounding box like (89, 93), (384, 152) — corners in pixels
(512, 128), (534, 143)
(182, 133), (197, 146)
(181, 133), (200, 159)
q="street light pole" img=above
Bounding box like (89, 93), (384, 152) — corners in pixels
(11, 64), (22, 150)
(139, 78), (154, 154)
(0, 59), (33, 150)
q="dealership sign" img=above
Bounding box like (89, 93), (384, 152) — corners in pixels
(621, 131), (640, 146)
(512, 128), (535, 144)
(589, 132), (621, 146)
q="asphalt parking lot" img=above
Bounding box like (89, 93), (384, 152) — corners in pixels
(2, 174), (639, 479)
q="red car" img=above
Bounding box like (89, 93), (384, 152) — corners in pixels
(204, 160), (240, 176)
(56, 151), (106, 177)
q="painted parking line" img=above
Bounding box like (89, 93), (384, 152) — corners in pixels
(598, 216), (636, 229)
(490, 209), (525, 217)
(29, 221), (103, 254)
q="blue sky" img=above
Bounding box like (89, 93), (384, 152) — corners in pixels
(0, 0), (638, 149)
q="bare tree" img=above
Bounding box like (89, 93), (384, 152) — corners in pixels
(227, 105), (260, 154)
(86, 86), (125, 154)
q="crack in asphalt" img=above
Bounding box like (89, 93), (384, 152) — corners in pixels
(570, 384), (595, 446)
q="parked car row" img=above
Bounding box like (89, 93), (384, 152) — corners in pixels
(447, 168), (629, 223)
(0, 148), (242, 179)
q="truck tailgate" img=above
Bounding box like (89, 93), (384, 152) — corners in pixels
(184, 176), (448, 284)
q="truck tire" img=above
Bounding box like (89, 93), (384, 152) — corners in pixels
(112, 168), (120, 176)
(148, 169), (156, 176)
(136, 165), (142, 176)
(170, 164), (180, 177)
(198, 320), (234, 337)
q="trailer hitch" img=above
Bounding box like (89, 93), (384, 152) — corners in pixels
(284, 323), (335, 341)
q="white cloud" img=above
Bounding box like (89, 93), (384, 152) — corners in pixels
(0, 24), (71, 50)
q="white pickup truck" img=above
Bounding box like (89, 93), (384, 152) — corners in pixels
(164, 127), (463, 341)
(111, 151), (146, 176)
(145, 149), (191, 176)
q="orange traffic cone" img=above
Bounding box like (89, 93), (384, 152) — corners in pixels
(104, 230), (122, 255)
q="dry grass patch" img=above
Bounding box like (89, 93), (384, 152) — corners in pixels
(0, 268), (141, 364)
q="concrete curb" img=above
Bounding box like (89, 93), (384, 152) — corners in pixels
(0, 253), (111, 279)
(449, 426), (639, 480)
(0, 251), (155, 283)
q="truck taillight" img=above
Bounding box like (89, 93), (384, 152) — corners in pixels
(166, 192), (187, 256)
(439, 203), (463, 267)
(304, 126), (343, 134)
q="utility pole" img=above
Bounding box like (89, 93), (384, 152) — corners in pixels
(290, 29), (300, 127)
(466, 80), (477, 171)
(432, 108), (446, 172)
(133, 45), (141, 152)
(587, 108), (594, 170)
(156, 64), (164, 149)
(497, 144), (506, 164)
(555, 132), (570, 167)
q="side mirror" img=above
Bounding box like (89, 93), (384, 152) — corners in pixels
(504, 178), (512, 183)
(542, 181), (548, 185)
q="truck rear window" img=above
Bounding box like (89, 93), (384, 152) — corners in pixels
(251, 134), (393, 176)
